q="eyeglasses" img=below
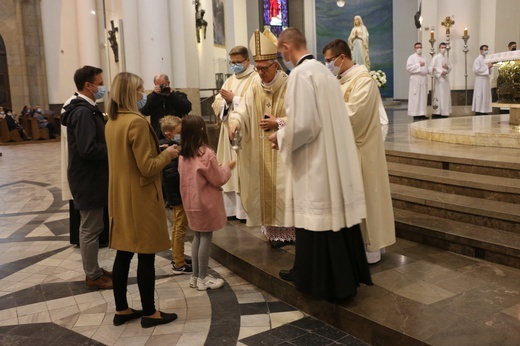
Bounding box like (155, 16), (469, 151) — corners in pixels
(324, 55), (340, 64)
(253, 62), (276, 72)
(229, 59), (247, 66)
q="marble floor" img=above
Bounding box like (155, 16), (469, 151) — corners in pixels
(1, 105), (520, 345)
(0, 142), (366, 344)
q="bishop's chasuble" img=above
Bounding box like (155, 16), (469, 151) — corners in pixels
(228, 72), (292, 238)
(339, 64), (396, 252)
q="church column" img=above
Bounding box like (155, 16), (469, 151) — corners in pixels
(168, 0), (197, 88)
(75, 0), (101, 67)
(137, 0), (172, 90)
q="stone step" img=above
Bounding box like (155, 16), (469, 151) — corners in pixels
(390, 183), (520, 234)
(386, 149), (520, 179)
(394, 208), (520, 269)
(387, 161), (520, 204)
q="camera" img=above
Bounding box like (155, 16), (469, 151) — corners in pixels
(160, 84), (170, 95)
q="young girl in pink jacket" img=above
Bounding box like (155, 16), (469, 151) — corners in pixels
(179, 115), (236, 290)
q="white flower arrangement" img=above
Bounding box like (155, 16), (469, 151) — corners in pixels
(369, 70), (387, 88)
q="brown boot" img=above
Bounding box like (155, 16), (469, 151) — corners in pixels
(86, 274), (113, 289)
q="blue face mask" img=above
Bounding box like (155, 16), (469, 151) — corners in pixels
(137, 92), (147, 109)
(230, 63), (245, 74)
(92, 85), (106, 100)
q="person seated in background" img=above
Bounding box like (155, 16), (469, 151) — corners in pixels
(4, 108), (31, 140)
(21, 105), (33, 119)
(33, 104), (57, 138)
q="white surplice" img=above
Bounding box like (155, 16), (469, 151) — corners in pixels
(406, 52), (429, 116)
(429, 52), (452, 115)
(277, 59), (366, 232)
(472, 54), (492, 113)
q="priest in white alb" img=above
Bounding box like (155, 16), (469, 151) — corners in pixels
(270, 28), (372, 301)
(322, 38), (395, 264)
(406, 42), (429, 121)
(212, 46), (256, 221)
(472, 44), (493, 115)
(228, 29), (295, 249)
(429, 42), (452, 117)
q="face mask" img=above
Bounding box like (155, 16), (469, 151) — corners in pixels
(137, 92), (147, 110)
(483, 50), (489, 56)
(91, 84), (106, 100)
(37, 108), (42, 113)
(7, 112), (12, 116)
(416, 48), (423, 55)
(512, 47), (517, 51)
(283, 58), (295, 71)
(440, 48), (446, 55)
(0, 112), (4, 115)
(173, 134), (181, 143)
(230, 63), (245, 74)
(326, 57), (341, 77)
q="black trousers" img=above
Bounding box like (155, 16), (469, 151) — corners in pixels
(113, 251), (156, 316)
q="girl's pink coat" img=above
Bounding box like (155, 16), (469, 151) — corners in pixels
(179, 148), (231, 231)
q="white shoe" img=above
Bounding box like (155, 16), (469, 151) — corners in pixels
(197, 275), (224, 291)
(189, 275), (198, 288)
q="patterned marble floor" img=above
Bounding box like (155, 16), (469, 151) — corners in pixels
(0, 143), (366, 345)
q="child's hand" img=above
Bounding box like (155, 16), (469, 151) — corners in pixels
(227, 160), (237, 170)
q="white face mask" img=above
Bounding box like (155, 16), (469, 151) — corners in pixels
(483, 50), (489, 56)
(416, 48), (423, 55)
(440, 48), (446, 55)
(283, 58), (295, 71)
(325, 57), (341, 76)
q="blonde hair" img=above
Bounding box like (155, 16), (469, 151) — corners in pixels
(108, 72), (144, 120)
(160, 115), (182, 136)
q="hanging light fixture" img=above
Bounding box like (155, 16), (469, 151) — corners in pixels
(337, 0), (346, 7)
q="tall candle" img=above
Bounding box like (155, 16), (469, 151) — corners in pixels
(464, 27), (468, 36)
(430, 30), (434, 40)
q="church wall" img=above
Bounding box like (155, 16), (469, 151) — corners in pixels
(393, 0), (418, 100)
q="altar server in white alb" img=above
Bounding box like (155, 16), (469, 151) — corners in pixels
(322, 38), (395, 264)
(429, 42), (452, 118)
(472, 44), (493, 115)
(406, 42), (429, 121)
(212, 46), (257, 221)
(270, 28), (372, 301)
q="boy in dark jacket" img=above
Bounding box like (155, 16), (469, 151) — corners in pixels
(159, 116), (192, 275)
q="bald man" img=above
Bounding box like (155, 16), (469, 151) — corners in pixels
(140, 74), (192, 138)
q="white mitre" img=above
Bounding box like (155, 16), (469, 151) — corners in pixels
(249, 27), (278, 61)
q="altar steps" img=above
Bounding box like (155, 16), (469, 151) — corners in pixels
(387, 152), (520, 269)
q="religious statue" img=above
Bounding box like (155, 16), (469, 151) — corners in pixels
(348, 15), (371, 70)
(107, 20), (119, 63)
(195, 0), (208, 43)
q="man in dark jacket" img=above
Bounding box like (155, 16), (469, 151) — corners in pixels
(61, 65), (112, 289)
(139, 74), (192, 138)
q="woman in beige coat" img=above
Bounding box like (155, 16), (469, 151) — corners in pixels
(105, 72), (179, 328)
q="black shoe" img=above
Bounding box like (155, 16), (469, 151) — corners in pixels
(279, 269), (294, 281)
(413, 115), (428, 122)
(141, 311), (178, 328)
(184, 255), (192, 265)
(113, 309), (143, 326)
(270, 240), (294, 249)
